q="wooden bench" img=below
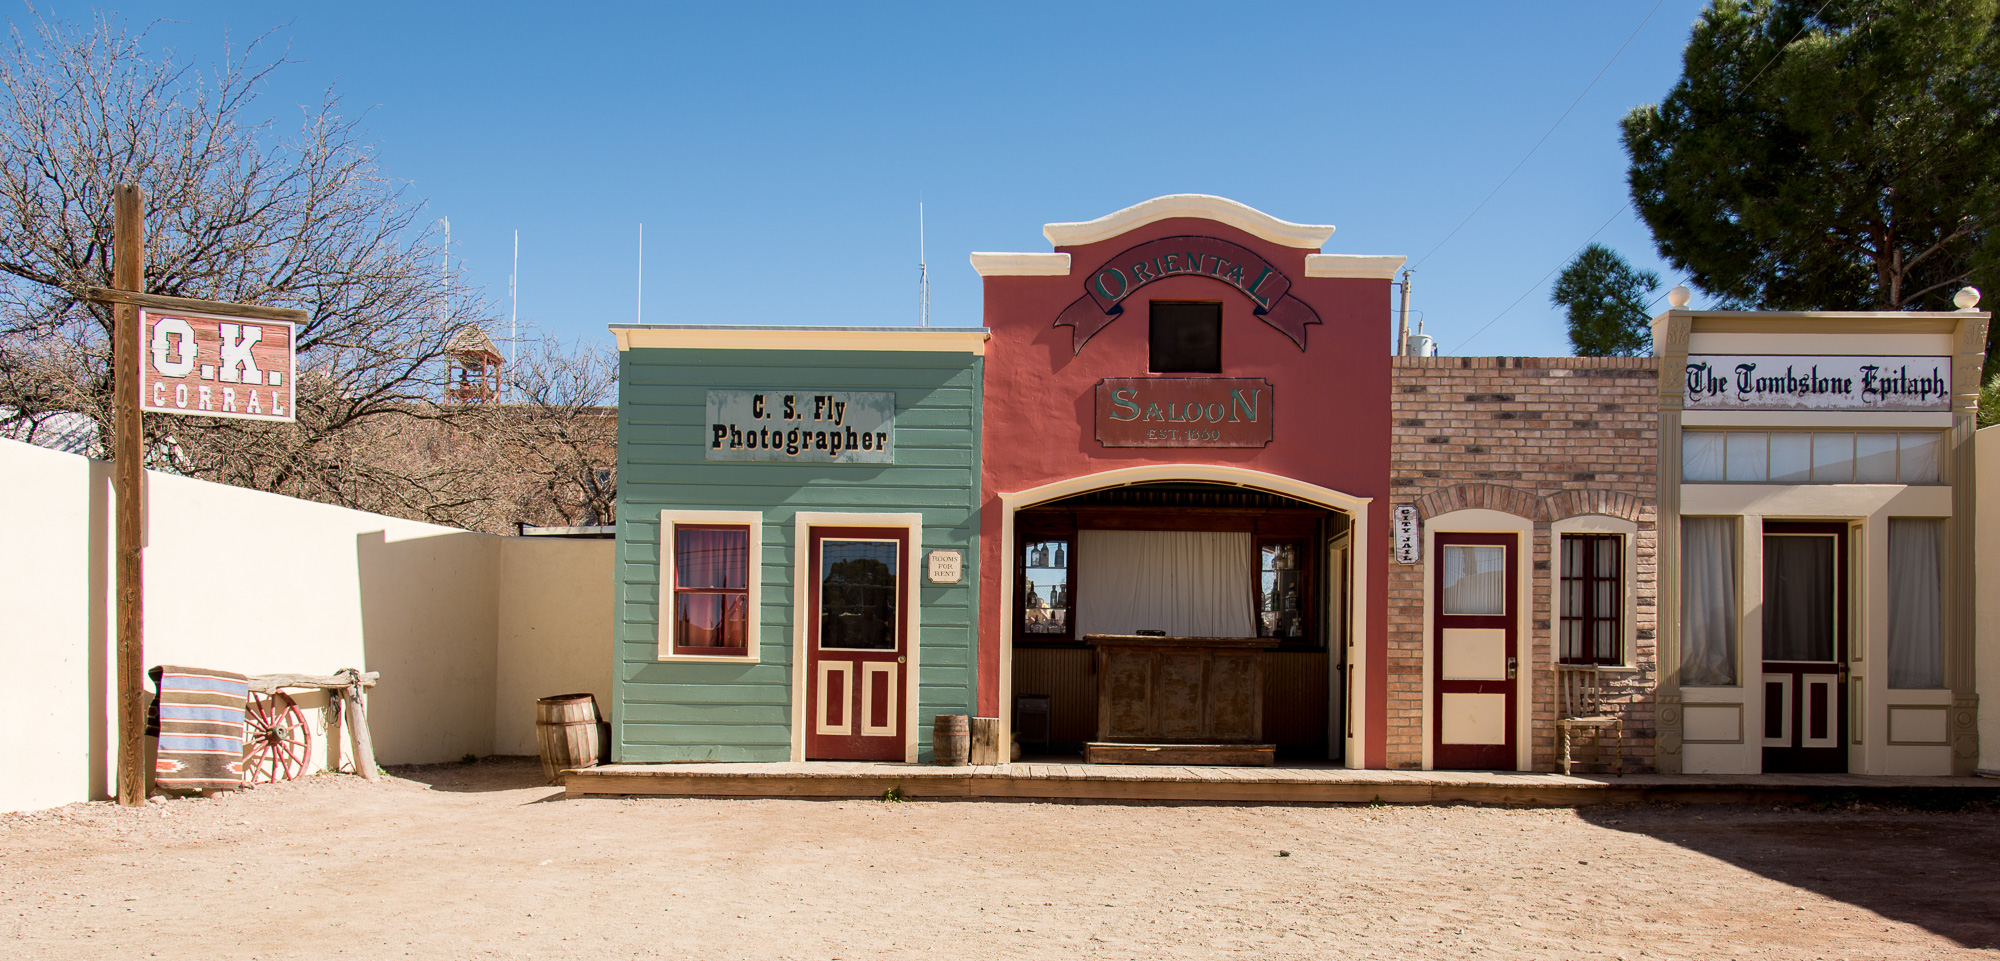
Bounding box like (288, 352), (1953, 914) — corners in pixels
(1555, 665), (1622, 776)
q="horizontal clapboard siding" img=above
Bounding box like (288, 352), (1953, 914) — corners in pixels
(614, 347), (982, 762)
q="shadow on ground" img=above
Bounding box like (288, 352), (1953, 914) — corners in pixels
(390, 755), (554, 795)
(1581, 801), (2000, 950)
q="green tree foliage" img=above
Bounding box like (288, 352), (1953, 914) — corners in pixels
(1551, 243), (1660, 356)
(1622, 0), (2000, 375)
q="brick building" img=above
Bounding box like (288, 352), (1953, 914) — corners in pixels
(1387, 356), (1659, 772)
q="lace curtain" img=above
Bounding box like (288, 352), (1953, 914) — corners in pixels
(1074, 530), (1254, 638)
(1682, 517), (1738, 686)
(1887, 518), (1944, 689)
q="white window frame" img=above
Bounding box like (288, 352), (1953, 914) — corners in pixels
(657, 509), (765, 662)
(1549, 515), (1640, 671)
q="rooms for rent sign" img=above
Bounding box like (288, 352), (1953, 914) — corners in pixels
(139, 309), (297, 422)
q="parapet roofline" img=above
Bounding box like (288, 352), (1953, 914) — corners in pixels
(610, 325), (991, 354)
(1043, 194), (1336, 249)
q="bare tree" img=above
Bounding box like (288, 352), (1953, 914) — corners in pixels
(477, 332), (618, 529)
(0, 12), (494, 525)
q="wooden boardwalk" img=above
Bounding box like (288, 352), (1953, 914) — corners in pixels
(563, 760), (2000, 807)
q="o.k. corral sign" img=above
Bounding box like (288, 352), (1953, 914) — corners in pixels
(1683, 355), (1951, 412)
(139, 308), (297, 421)
(1095, 377), (1272, 448)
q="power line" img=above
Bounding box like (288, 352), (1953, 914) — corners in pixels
(1410, 0), (1666, 271)
(1455, 0), (1842, 352)
(1454, 203), (1630, 352)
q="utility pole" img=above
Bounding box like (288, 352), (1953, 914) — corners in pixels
(1395, 269), (1414, 356)
(112, 184), (146, 807)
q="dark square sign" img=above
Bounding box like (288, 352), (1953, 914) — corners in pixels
(1094, 377), (1272, 448)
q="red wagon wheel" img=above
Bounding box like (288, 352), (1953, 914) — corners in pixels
(242, 692), (313, 784)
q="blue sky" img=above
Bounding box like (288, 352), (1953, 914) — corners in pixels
(63, 1), (1714, 356)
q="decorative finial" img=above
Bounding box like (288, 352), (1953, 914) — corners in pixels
(1667, 285), (1692, 308)
(1953, 286), (1981, 310)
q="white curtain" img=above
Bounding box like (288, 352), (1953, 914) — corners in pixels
(1441, 545), (1506, 615)
(1682, 517), (1738, 686)
(1074, 530), (1254, 638)
(1887, 518), (1944, 689)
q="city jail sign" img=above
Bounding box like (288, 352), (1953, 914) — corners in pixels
(706, 389), (895, 463)
(1683, 355), (1951, 412)
(139, 309), (296, 422)
(1095, 377), (1273, 448)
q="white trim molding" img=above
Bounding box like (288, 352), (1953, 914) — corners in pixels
(788, 512), (926, 764)
(994, 464), (1372, 769)
(1420, 508), (1535, 773)
(1042, 194), (1336, 250)
(657, 510), (765, 663)
(612, 325), (989, 354)
(969, 252), (1072, 277)
(1549, 515), (1641, 670)
(1303, 254), (1407, 279)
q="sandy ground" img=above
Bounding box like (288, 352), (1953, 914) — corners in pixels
(2, 757), (1996, 960)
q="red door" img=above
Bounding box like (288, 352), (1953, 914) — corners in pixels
(1761, 522), (1848, 773)
(1432, 532), (1518, 769)
(806, 527), (909, 761)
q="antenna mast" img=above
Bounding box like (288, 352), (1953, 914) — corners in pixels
(918, 202), (930, 327)
(440, 216), (451, 324)
(509, 229), (518, 382)
(636, 223), (644, 325)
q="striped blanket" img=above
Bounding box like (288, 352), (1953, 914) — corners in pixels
(147, 665), (248, 790)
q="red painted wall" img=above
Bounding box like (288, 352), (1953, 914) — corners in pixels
(976, 214), (1392, 767)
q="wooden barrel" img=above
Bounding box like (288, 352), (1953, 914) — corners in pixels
(932, 714), (970, 766)
(535, 693), (602, 785)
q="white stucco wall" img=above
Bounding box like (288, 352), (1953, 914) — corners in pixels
(493, 536), (614, 756)
(1978, 425), (2000, 774)
(0, 438), (612, 812)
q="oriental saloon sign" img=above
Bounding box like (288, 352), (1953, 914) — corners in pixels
(1055, 236), (1321, 353)
(139, 309), (296, 421)
(1684, 355), (1951, 412)
(706, 389), (895, 463)
(1095, 377), (1272, 448)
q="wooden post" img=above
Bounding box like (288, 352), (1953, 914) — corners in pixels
(112, 185), (146, 807)
(344, 675), (379, 781)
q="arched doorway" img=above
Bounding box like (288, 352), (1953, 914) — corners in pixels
(995, 465), (1371, 766)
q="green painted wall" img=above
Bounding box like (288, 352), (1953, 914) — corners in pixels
(613, 347), (983, 762)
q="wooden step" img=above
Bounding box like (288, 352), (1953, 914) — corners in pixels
(1083, 742), (1276, 766)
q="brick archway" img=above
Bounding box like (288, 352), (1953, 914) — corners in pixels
(1541, 489), (1646, 524)
(1413, 483), (1541, 522)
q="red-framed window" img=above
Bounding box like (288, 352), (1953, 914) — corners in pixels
(671, 524), (750, 656)
(1559, 534), (1621, 664)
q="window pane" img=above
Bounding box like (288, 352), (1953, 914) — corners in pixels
(677, 527), (748, 589)
(1725, 433), (1768, 482)
(1898, 432), (1941, 483)
(1812, 433), (1855, 482)
(676, 593), (746, 649)
(1683, 431), (1725, 482)
(1887, 518), (1943, 688)
(1769, 432), (1812, 483)
(1441, 545), (1506, 615)
(1259, 541), (1306, 638)
(1022, 538), (1071, 635)
(1763, 536), (1835, 662)
(820, 540), (898, 650)
(1148, 302), (1222, 373)
(1682, 518), (1739, 686)
(1855, 433), (1898, 482)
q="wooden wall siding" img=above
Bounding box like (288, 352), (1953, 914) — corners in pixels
(1011, 648), (1329, 755)
(614, 348), (983, 762)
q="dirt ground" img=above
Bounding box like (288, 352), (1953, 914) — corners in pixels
(2, 758), (1996, 960)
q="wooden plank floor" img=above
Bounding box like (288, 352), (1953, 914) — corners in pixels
(562, 760), (2000, 806)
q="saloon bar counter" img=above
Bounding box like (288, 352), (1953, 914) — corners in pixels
(605, 194), (1991, 776)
